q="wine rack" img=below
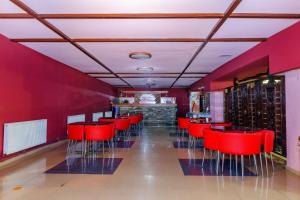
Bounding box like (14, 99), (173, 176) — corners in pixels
(224, 76), (286, 157)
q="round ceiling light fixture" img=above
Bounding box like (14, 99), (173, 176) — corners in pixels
(129, 52), (152, 60)
(219, 54), (232, 58)
(136, 67), (154, 71)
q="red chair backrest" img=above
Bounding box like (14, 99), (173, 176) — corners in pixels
(178, 118), (190, 129)
(85, 124), (114, 141)
(264, 130), (275, 153)
(115, 118), (130, 131)
(128, 115), (140, 125)
(188, 123), (211, 138)
(203, 128), (220, 151)
(219, 132), (261, 155)
(67, 125), (84, 140)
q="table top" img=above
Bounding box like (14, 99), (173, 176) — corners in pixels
(211, 126), (261, 133)
(189, 120), (229, 124)
(69, 122), (113, 126)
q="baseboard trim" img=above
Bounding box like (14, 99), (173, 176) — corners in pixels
(0, 140), (66, 170)
(286, 166), (300, 176)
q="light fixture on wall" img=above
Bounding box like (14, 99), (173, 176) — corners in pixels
(136, 67), (154, 72)
(129, 52), (152, 60)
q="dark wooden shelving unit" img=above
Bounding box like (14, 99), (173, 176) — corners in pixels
(224, 76), (286, 157)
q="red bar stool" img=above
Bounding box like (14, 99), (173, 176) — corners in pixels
(85, 124), (114, 155)
(67, 124), (85, 155)
(188, 123), (210, 150)
(218, 132), (262, 177)
(202, 128), (221, 167)
(178, 117), (190, 137)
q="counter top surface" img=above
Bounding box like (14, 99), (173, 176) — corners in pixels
(114, 104), (177, 107)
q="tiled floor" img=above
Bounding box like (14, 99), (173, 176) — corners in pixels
(0, 126), (300, 200)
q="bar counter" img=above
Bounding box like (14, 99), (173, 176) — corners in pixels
(114, 104), (177, 126)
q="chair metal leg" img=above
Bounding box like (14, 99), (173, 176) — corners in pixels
(253, 155), (258, 175)
(67, 140), (70, 154)
(221, 153), (225, 173)
(235, 155), (238, 175)
(202, 147), (206, 167)
(241, 155), (244, 178)
(270, 153), (275, 171)
(259, 153), (264, 176)
(265, 152), (269, 176)
(229, 154), (232, 172)
(81, 141), (84, 157)
(216, 151), (220, 174)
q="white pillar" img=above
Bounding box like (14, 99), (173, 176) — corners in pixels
(285, 69), (300, 174)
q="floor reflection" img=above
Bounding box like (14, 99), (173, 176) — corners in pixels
(45, 157), (122, 175)
(179, 159), (257, 176)
(173, 141), (204, 149)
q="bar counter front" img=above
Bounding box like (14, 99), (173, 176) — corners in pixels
(115, 104), (177, 126)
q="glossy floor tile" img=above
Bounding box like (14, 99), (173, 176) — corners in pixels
(0, 126), (299, 200)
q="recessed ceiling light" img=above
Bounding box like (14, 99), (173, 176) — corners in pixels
(219, 54), (232, 58)
(136, 67), (154, 71)
(129, 52), (152, 59)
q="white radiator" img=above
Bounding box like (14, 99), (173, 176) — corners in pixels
(67, 114), (85, 124)
(3, 119), (47, 155)
(92, 112), (103, 122)
(104, 111), (112, 118)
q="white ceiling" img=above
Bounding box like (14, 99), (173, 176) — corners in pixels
(234, 0), (300, 13)
(1, 0), (300, 88)
(21, 42), (108, 73)
(21, 0), (232, 14)
(214, 19), (299, 38)
(79, 42), (201, 73)
(48, 19), (218, 38)
(187, 42), (259, 72)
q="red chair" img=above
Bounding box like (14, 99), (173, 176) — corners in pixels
(178, 117), (190, 136)
(188, 123), (211, 150)
(85, 124), (115, 155)
(260, 130), (275, 171)
(67, 125), (85, 155)
(128, 115), (140, 131)
(202, 128), (221, 167)
(218, 132), (262, 177)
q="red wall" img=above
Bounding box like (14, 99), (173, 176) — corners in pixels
(117, 88), (189, 117)
(0, 35), (116, 158)
(191, 21), (300, 91)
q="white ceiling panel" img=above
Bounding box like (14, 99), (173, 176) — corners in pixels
(0, 0), (25, 13)
(119, 74), (178, 78)
(80, 42), (201, 73)
(214, 19), (299, 38)
(0, 19), (59, 38)
(187, 42), (259, 72)
(21, 42), (108, 73)
(97, 78), (127, 86)
(174, 78), (200, 87)
(22, 0), (232, 14)
(235, 0), (300, 13)
(124, 77), (176, 87)
(48, 19), (218, 38)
